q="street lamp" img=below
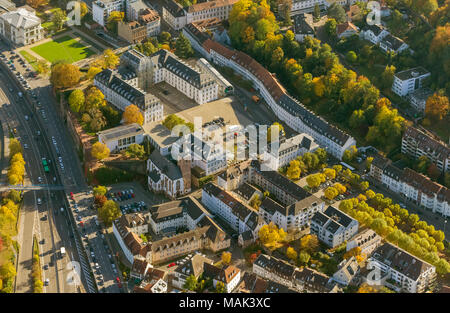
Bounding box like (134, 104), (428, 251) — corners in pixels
(444, 219), (448, 235)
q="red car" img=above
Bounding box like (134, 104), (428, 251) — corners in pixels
(131, 193), (135, 198)
(70, 192), (74, 200)
(116, 277), (120, 283)
(168, 262), (176, 268)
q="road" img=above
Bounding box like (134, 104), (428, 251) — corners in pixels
(0, 48), (91, 293)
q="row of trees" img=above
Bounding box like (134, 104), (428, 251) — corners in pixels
(0, 190), (22, 293)
(7, 139), (25, 185)
(339, 192), (450, 274)
(285, 148), (328, 180)
(228, 0), (406, 153)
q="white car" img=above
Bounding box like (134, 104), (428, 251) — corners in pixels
(38, 176), (43, 183)
(37, 198), (42, 205)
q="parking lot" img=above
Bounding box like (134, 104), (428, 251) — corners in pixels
(107, 182), (161, 215)
(70, 191), (122, 293)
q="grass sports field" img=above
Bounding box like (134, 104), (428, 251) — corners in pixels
(31, 35), (95, 63)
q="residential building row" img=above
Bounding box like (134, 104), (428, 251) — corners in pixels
(182, 23), (356, 160)
(94, 68), (164, 125)
(360, 24), (410, 55)
(252, 254), (342, 293)
(162, 0), (238, 30)
(401, 126), (449, 172)
(369, 153), (450, 217)
(366, 242), (436, 293)
(112, 197), (231, 265)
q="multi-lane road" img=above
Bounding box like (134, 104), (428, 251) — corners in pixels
(0, 46), (92, 293)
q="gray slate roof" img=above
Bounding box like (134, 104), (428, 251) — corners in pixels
(149, 149), (182, 180)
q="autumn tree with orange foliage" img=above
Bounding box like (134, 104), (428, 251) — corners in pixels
(123, 104), (144, 125)
(425, 92), (449, 121)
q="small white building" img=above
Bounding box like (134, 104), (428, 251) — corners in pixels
(379, 33), (409, 54)
(213, 265), (241, 293)
(293, 13), (315, 42)
(360, 24), (389, 45)
(0, 7), (43, 46)
(392, 67), (431, 97)
(332, 256), (360, 286)
(97, 123), (145, 153)
(336, 22), (359, 39)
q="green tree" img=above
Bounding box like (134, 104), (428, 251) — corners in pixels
(216, 281), (226, 293)
(325, 18), (337, 38)
(52, 8), (66, 31)
(183, 274), (198, 291)
(93, 185), (107, 196)
(175, 33), (194, 59)
(346, 51), (357, 64)
(299, 250), (310, 265)
(313, 4), (320, 20)
(125, 144), (146, 159)
(286, 160), (301, 180)
(106, 11), (124, 34)
(68, 89), (85, 113)
(50, 63), (82, 89)
(381, 65), (396, 90)
(98, 200), (121, 226)
(159, 31), (171, 43)
(327, 2), (346, 23)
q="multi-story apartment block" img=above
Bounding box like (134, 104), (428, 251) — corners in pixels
(261, 133), (318, 170)
(182, 24), (356, 159)
(125, 0), (148, 21)
(408, 88), (433, 113)
(0, 7), (43, 46)
(147, 149), (191, 199)
(360, 24), (389, 45)
(162, 0), (186, 30)
(259, 193), (324, 232)
(253, 254), (297, 289)
(196, 57), (233, 97)
(253, 254), (341, 292)
(368, 243), (436, 293)
(392, 67), (431, 97)
(346, 229), (382, 256)
(401, 126), (450, 172)
(310, 206), (359, 248)
(148, 196), (205, 235)
(369, 154), (450, 217)
(250, 162), (314, 206)
(118, 8), (161, 43)
(94, 68), (164, 124)
(93, 0), (125, 27)
(163, 0), (237, 30)
(97, 123), (145, 153)
(202, 182), (263, 237)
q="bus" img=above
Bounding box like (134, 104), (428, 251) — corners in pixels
(42, 158), (49, 173)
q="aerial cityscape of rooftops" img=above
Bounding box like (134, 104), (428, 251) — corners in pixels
(0, 0), (448, 297)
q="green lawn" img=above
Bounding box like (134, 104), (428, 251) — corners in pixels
(31, 35), (95, 63)
(19, 50), (39, 71)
